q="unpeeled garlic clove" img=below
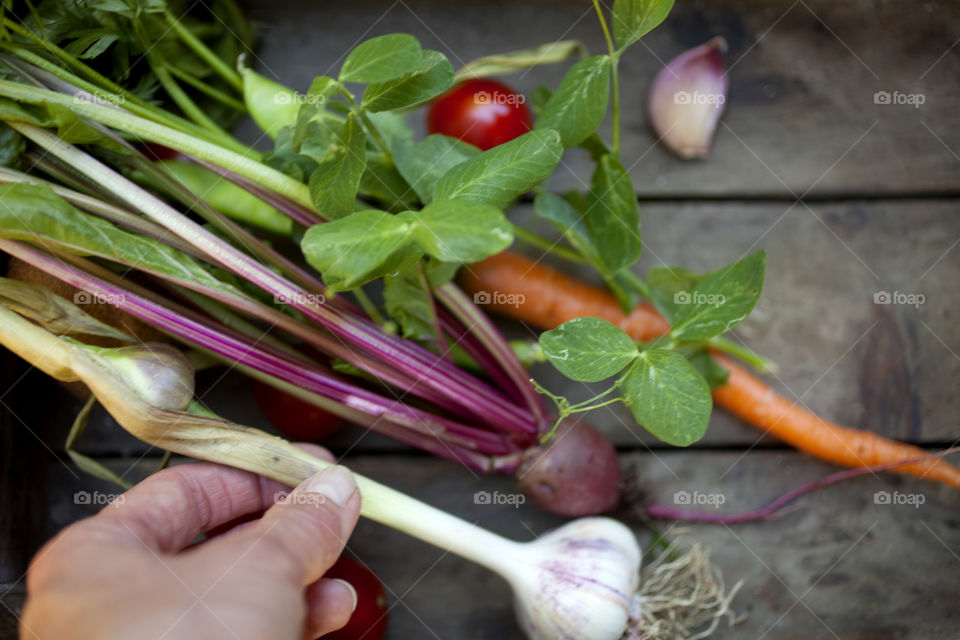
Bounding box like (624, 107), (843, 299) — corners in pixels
(648, 37), (728, 159)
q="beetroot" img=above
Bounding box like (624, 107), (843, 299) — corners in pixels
(515, 417), (622, 516)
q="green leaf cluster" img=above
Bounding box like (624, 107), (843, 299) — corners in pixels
(537, 251), (766, 446)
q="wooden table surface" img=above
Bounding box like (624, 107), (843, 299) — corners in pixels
(3, 1), (960, 638)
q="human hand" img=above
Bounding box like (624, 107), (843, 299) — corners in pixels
(21, 445), (361, 640)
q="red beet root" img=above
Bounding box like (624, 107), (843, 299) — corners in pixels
(515, 417), (622, 517)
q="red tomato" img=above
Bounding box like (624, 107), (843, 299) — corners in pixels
(251, 379), (344, 442)
(427, 79), (532, 150)
(322, 556), (389, 640)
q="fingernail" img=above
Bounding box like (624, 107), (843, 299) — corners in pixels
(300, 466), (357, 507)
(332, 578), (358, 614)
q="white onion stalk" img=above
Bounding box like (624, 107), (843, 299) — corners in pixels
(0, 304), (639, 640)
(648, 37), (728, 159)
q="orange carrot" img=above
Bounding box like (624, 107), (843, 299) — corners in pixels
(462, 252), (960, 488)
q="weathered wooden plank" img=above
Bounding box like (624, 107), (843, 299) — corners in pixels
(2, 451), (958, 639)
(239, 0), (960, 197)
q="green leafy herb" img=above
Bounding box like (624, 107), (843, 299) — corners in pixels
(611, 0), (675, 50)
(433, 129), (563, 208)
(307, 113), (366, 219)
(540, 316), (637, 382)
(301, 209), (419, 290)
(384, 265), (437, 341)
(339, 33), (423, 83)
(585, 154), (641, 272)
(621, 348), (711, 446)
(533, 191), (601, 265)
(686, 348), (730, 389)
(393, 134), (480, 204)
(645, 265), (704, 322)
(363, 50), (453, 112)
(670, 251), (767, 341)
(535, 55), (611, 147)
(411, 199), (512, 263)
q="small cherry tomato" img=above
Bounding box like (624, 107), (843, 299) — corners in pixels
(322, 556), (389, 640)
(426, 79), (532, 150)
(251, 379), (344, 442)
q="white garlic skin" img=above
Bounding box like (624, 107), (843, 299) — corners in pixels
(648, 37), (728, 159)
(509, 517), (641, 640)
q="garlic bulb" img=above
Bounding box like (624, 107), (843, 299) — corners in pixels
(648, 37), (728, 159)
(508, 517), (641, 640)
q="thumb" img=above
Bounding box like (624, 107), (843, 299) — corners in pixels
(214, 465), (361, 586)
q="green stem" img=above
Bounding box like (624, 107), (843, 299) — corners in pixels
(1, 38), (251, 154)
(619, 268), (652, 300)
(340, 86), (393, 163)
(0, 80), (311, 207)
(511, 224), (590, 265)
(417, 262), (449, 360)
(5, 47), (179, 130)
(163, 9), (243, 91)
(707, 336), (778, 374)
(2, 20), (155, 110)
(64, 394), (134, 489)
(351, 286), (387, 326)
(165, 65), (246, 112)
(568, 396), (622, 414)
(565, 382), (621, 412)
(147, 54), (229, 135)
(591, 0), (620, 157)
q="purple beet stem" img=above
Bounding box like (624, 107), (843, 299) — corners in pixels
(646, 447), (960, 524)
(2, 240), (513, 468)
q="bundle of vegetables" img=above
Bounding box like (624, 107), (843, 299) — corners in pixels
(3, 0), (957, 637)
(0, 0), (776, 519)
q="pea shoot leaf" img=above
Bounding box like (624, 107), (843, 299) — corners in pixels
(670, 251), (766, 342)
(340, 34), (423, 83)
(359, 155), (418, 211)
(540, 317), (638, 382)
(363, 50), (454, 112)
(410, 199), (512, 263)
(686, 348), (730, 389)
(621, 348), (711, 446)
(433, 129), (563, 209)
(533, 191), (601, 266)
(585, 154), (642, 273)
(307, 114), (367, 219)
(612, 0), (675, 50)
(301, 210), (420, 291)
(393, 134), (480, 204)
(645, 265), (704, 323)
(384, 265), (437, 341)
(535, 55), (611, 147)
